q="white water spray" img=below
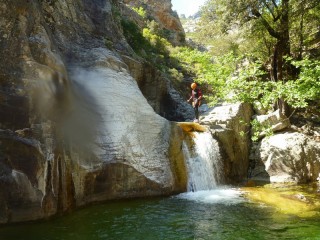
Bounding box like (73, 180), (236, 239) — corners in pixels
(183, 132), (223, 192)
(180, 131), (244, 205)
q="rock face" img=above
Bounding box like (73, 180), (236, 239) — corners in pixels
(253, 109), (291, 139)
(250, 132), (320, 183)
(200, 103), (253, 183)
(121, 57), (194, 121)
(118, 0), (192, 121)
(0, 0), (187, 224)
(123, 0), (185, 45)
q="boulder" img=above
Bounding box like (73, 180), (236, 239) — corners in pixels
(250, 132), (320, 183)
(200, 103), (253, 182)
(253, 109), (291, 138)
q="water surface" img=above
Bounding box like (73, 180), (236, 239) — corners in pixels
(1, 186), (320, 240)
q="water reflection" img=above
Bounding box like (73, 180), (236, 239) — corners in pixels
(0, 186), (320, 240)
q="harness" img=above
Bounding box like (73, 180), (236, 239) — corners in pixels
(191, 89), (202, 107)
(192, 89), (202, 100)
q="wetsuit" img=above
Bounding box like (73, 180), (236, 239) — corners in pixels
(191, 88), (202, 120)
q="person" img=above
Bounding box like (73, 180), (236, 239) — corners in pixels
(187, 82), (203, 122)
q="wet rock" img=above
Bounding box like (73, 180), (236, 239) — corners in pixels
(0, 0), (187, 224)
(200, 103), (253, 182)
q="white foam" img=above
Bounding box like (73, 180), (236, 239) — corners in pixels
(176, 187), (245, 205)
(183, 132), (223, 191)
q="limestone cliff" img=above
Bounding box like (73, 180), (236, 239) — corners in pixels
(120, 0), (192, 121)
(123, 0), (185, 45)
(0, 0), (187, 224)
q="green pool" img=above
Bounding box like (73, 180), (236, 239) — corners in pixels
(1, 185), (320, 240)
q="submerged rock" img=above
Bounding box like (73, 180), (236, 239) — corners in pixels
(243, 184), (320, 217)
(177, 122), (207, 133)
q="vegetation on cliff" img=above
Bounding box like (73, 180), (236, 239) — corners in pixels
(122, 1), (320, 128)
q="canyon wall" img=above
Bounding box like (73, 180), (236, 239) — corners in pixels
(0, 0), (187, 224)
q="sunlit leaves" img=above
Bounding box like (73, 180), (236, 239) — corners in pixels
(188, 0), (319, 113)
(171, 48), (238, 103)
(291, 59), (320, 102)
(225, 58), (320, 110)
(131, 6), (147, 19)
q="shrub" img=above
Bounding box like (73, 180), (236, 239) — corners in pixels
(132, 6), (147, 19)
(121, 18), (149, 52)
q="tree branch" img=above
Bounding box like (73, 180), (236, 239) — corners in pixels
(252, 8), (280, 39)
(262, 0), (277, 20)
(271, 0), (278, 8)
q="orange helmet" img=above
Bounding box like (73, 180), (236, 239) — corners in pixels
(191, 83), (197, 89)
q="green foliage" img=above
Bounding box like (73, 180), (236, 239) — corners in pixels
(121, 0), (319, 115)
(147, 20), (161, 36)
(142, 28), (172, 70)
(197, 0), (320, 68)
(225, 58), (320, 110)
(251, 119), (274, 142)
(291, 58), (320, 102)
(121, 18), (149, 52)
(104, 38), (113, 49)
(170, 47), (238, 104)
(111, 4), (122, 25)
(290, 0), (320, 54)
(142, 28), (171, 55)
(239, 118), (274, 142)
(132, 6), (147, 19)
(168, 68), (183, 82)
(197, 0), (284, 60)
(226, 59), (268, 105)
(147, 20), (173, 41)
(120, 19), (168, 66)
(120, 14), (174, 72)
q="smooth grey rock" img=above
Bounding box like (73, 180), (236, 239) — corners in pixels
(200, 103), (253, 182)
(253, 109), (291, 138)
(251, 132), (320, 183)
(0, 0), (187, 224)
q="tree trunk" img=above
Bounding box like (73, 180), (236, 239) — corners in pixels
(271, 40), (291, 116)
(270, 0), (291, 116)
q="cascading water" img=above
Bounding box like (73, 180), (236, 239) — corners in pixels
(183, 131), (223, 192)
(179, 130), (243, 205)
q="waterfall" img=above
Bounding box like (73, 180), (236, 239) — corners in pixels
(183, 132), (223, 192)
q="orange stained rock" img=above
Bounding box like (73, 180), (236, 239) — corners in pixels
(177, 122), (207, 133)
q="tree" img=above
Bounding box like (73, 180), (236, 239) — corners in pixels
(290, 0), (320, 59)
(200, 0), (320, 115)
